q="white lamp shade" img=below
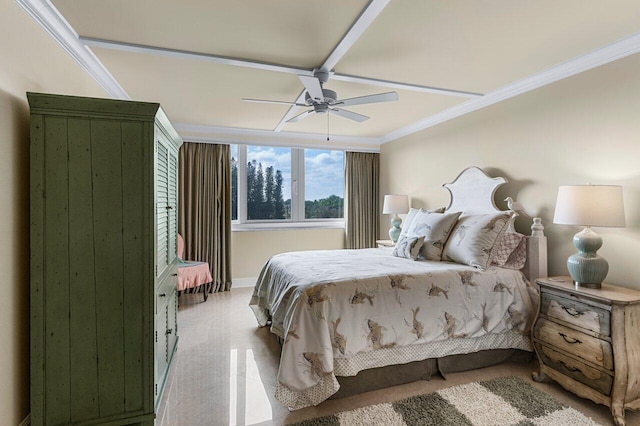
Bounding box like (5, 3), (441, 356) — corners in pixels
(553, 185), (625, 227)
(382, 194), (409, 214)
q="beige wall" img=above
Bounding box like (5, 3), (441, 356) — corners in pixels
(380, 53), (640, 290)
(232, 229), (345, 278)
(0, 2), (106, 424)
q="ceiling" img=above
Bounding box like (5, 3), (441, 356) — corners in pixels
(27, 0), (640, 147)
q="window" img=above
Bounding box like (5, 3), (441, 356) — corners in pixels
(246, 146), (291, 220)
(304, 150), (344, 219)
(230, 145), (344, 228)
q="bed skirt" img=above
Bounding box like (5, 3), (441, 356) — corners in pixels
(331, 348), (533, 399)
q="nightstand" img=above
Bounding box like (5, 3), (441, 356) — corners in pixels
(376, 239), (395, 248)
(532, 276), (640, 426)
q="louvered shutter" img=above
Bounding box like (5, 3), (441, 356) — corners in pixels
(156, 138), (169, 277)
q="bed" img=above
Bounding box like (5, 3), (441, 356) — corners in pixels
(250, 167), (547, 410)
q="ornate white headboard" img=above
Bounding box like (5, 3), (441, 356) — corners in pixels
(443, 167), (548, 282)
(443, 167), (506, 215)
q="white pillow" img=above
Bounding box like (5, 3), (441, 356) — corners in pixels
(397, 208), (422, 242)
(442, 212), (511, 270)
(405, 211), (461, 261)
(392, 235), (425, 260)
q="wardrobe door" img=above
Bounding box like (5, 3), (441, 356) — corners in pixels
(156, 135), (170, 278)
(167, 147), (178, 265)
(156, 131), (179, 279)
(29, 92), (155, 425)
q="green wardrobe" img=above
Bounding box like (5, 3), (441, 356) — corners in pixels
(29, 93), (182, 425)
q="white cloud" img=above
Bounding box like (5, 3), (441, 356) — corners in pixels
(305, 150), (344, 201)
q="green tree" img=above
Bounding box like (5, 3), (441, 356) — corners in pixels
(245, 161), (286, 220)
(305, 194), (344, 218)
(247, 160), (257, 219)
(274, 170), (285, 219)
(255, 162), (265, 217)
(264, 165), (275, 219)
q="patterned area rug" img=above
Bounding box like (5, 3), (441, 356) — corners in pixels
(289, 376), (601, 426)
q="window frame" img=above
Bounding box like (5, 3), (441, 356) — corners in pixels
(232, 144), (345, 231)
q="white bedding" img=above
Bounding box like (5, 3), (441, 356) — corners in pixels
(249, 248), (536, 410)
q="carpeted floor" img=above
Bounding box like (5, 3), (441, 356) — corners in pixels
(289, 376), (601, 426)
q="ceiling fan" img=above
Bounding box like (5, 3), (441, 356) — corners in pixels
(242, 69), (399, 123)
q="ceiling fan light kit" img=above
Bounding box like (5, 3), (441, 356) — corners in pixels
(243, 68), (399, 124)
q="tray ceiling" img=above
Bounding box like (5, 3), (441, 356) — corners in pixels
(36, 0), (640, 147)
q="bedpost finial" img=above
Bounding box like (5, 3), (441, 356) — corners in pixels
(531, 217), (544, 237)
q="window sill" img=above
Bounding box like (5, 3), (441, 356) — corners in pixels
(232, 220), (345, 232)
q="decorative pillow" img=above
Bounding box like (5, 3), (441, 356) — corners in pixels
(405, 211), (461, 261)
(392, 235), (425, 260)
(491, 232), (525, 266)
(502, 236), (527, 269)
(397, 208), (422, 242)
(442, 212), (512, 270)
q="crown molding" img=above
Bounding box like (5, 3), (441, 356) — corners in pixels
(16, 0), (129, 100)
(174, 123), (381, 152)
(380, 31), (640, 144)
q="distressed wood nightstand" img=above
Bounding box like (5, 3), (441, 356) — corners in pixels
(532, 276), (640, 426)
(376, 239), (395, 248)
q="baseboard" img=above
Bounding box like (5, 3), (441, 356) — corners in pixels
(233, 277), (257, 288)
(19, 413), (30, 426)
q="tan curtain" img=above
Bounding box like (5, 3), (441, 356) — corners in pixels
(345, 151), (380, 249)
(179, 142), (232, 292)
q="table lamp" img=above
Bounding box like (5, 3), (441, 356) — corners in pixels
(553, 185), (625, 288)
(382, 194), (409, 243)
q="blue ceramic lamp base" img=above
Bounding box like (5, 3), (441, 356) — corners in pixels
(567, 226), (608, 289)
(388, 214), (402, 243)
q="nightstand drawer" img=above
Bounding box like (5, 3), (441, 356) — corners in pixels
(540, 291), (610, 337)
(533, 318), (613, 370)
(535, 343), (613, 396)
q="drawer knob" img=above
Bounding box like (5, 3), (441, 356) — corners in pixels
(559, 332), (582, 345)
(561, 305), (584, 317)
(166, 329), (173, 335)
(159, 293), (166, 297)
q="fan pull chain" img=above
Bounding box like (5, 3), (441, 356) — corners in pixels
(327, 112), (330, 141)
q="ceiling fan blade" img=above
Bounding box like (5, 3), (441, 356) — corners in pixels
(242, 98), (308, 107)
(337, 91), (399, 107)
(298, 75), (325, 102)
(330, 108), (369, 122)
(286, 110), (314, 123)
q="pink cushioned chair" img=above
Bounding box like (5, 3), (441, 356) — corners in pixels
(177, 234), (213, 302)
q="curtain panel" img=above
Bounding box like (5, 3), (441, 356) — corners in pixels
(345, 151), (380, 249)
(179, 142), (232, 292)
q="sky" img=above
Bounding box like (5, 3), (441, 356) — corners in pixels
(236, 146), (344, 201)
